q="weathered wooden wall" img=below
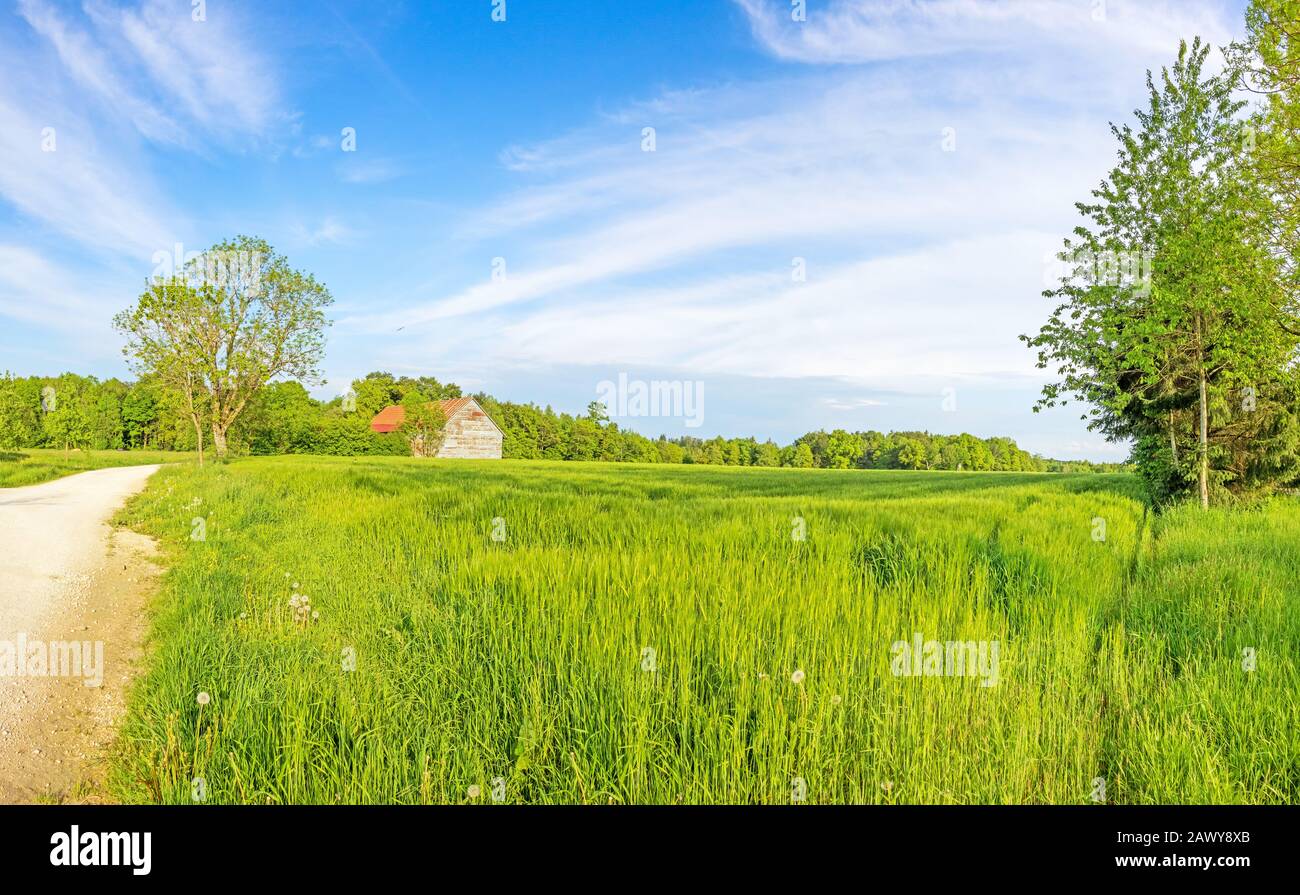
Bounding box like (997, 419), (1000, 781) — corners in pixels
(436, 406), (503, 459)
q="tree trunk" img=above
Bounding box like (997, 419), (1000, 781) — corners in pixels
(1168, 411), (1178, 464)
(1198, 360), (1209, 510)
(1192, 313), (1209, 510)
(183, 370), (204, 466)
(192, 415), (205, 466)
(211, 425), (229, 460)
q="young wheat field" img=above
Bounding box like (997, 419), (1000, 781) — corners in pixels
(109, 457), (1299, 804)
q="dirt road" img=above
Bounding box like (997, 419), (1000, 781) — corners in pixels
(0, 465), (162, 803)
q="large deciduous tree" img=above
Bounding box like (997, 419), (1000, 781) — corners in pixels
(1024, 38), (1300, 507)
(115, 236), (333, 461)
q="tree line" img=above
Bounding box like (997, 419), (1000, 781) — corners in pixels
(0, 369), (1123, 473)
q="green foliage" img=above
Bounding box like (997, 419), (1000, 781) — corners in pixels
(121, 381), (162, 448)
(1232, 0), (1300, 264)
(349, 371), (461, 419)
(0, 373), (39, 451)
(397, 392), (448, 457)
(1025, 36), (1300, 506)
(792, 442), (815, 468)
(41, 373), (94, 453)
(0, 372), (205, 453)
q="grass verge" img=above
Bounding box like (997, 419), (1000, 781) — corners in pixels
(0, 449), (194, 488)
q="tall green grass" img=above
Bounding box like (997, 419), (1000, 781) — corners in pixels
(0, 448), (192, 488)
(110, 457), (1297, 804)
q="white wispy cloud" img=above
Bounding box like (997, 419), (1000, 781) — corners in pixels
(0, 245), (121, 338)
(0, 0), (282, 263)
(289, 215), (356, 247)
(83, 0), (280, 139)
(733, 0), (1235, 64)
(0, 85), (173, 256)
(477, 230), (1061, 384)
(337, 158), (404, 184)
(16, 0), (190, 147)
(822, 397), (888, 411)
(20, 0), (279, 145)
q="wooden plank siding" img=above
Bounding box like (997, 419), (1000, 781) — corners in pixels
(436, 403), (503, 459)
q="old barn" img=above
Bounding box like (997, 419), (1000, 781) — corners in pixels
(369, 397), (503, 459)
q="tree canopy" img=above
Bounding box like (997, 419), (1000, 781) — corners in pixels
(1024, 30), (1300, 506)
(114, 236), (333, 460)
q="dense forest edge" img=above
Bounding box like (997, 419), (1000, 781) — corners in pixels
(0, 370), (1123, 473)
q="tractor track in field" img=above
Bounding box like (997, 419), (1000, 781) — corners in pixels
(0, 464), (162, 803)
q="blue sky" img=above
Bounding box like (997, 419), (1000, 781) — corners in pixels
(0, 0), (1249, 459)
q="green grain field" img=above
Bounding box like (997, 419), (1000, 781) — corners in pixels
(109, 457), (1299, 804)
